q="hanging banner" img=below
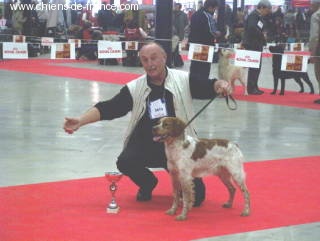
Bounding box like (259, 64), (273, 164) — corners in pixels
(98, 41), (123, 59)
(234, 49), (261, 68)
(41, 37), (54, 47)
(188, 43), (215, 63)
(50, 43), (76, 59)
(68, 39), (82, 48)
(281, 54), (308, 72)
(142, 0), (153, 4)
(292, 0), (310, 7)
(125, 41), (138, 51)
(13, 35), (26, 43)
(2, 42), (28, 59)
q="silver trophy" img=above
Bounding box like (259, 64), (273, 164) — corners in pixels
(105, 172), (123, 213)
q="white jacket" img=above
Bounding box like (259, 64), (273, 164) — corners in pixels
(124, 68), (197, 147)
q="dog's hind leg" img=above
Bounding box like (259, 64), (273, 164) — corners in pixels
(301, 76), (314, 94)
(218, 168), (236, 208)
(166, 175), (181, 216)
(230, 170), (250, 217)
(294, 77), (304, 93)
(238, 183), (250, 216)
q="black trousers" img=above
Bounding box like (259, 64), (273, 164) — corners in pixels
(247, 62), (262, 91)
(116, 133), (167, 190)
(116, 133), (205, 200)
(244, 46), (263, 92)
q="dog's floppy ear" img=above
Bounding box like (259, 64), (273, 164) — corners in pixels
(171, 118), (186, 137)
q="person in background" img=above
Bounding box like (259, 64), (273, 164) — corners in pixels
(232, 8), (245, 43)
(81, 21), (93, 40)
(188, 0), (220, 82)
(0, 14), (7, 29)
(242, 0), (272, 95)
(283, 8), (296, 42)
(123, 19), (147, 66)
(309, 0), (320, 104)
(172, 2), (189, 67)
(63, 42), (232, 206)
(76, 21), (100, 61)
(173, 3), (189, 42)
(36, 0), (49, 37)
(22, 0), (39, 36)
(97, 2), (115, 31)
(11, 2), (26, 34)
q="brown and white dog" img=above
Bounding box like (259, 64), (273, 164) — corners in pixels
(218, 49), (248, 95)
(152, 117), (250, 221)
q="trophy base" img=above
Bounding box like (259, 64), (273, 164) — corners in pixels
(107, 207), (120, 214)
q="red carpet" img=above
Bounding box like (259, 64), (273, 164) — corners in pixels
(1, 59), (319, 110)
(233, 86), (320, 110)
(0, 156), (319, 241)
(0, 59), (138, 85)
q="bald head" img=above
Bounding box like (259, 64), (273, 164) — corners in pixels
(140, 42), (167, 58)
(139, 42), (167, 85)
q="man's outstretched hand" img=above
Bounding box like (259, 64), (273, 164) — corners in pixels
(63, 117), (81, 134)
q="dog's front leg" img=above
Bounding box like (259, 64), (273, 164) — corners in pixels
(176, 178), (194, 221)
(280, 78), (285, 95)
(271, 76), (278, 95)
(166, 175), (180, 216)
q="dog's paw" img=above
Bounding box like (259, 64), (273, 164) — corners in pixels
(241, 209), (250, 217)
(222, 202), (232, 209)
(175, 214), (187, 221)
(166, 209), (176, 216)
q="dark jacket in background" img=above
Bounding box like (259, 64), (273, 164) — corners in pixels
(173, 10), (189, 40)
(97, 9), (115, 31)
(242, 9), (266, 51)
(188, 8), (218, 46)
(188, 7), (219, 83)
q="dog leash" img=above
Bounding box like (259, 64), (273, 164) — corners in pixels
(184, 95), (237, 128)
(225, 95), (237, 111)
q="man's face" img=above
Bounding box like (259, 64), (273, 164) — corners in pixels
(310, 3), (320, 13)
(139, 45), (167, 80)
(206, 6), (217, 14)
(260, 7), (271, 16)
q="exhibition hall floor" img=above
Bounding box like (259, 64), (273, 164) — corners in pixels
(0, 55), (319, 241)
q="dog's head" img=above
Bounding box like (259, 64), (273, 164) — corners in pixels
(269, 44), (285, 54)
(152, 117), (186, 142)
(269, 44), (286, 67)
(219, 48), (233, 58)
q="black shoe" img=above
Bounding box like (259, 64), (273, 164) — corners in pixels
(314, 99), (320, 104)
(193, 178), (206, 207)
(256, 89), (264, 94)
(248, 89), (264, 95)
(136, 178), (158, 202)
